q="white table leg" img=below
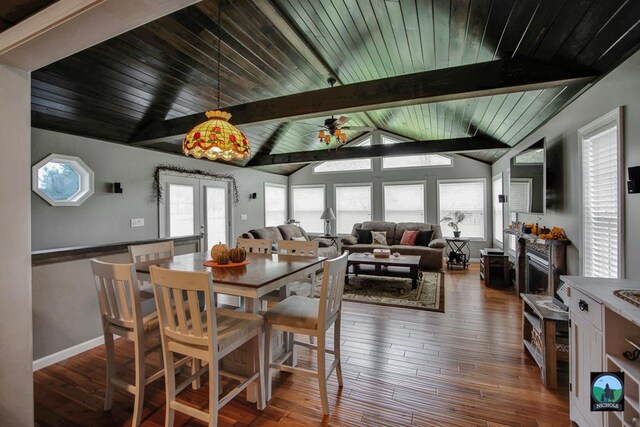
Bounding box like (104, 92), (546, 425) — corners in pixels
(245, 297), (259, 403)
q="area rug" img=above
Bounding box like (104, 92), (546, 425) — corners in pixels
(314, 271), (445, 312)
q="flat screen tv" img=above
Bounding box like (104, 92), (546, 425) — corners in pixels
(510, 138), (545, 215)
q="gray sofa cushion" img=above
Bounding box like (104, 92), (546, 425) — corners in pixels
(358, 221), (397, 243)
(277, 224), (309, 240)
(249, 226), (283, 242)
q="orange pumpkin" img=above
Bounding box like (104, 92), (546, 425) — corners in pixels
(229, 246), (247, 263)
(210, 242), (230, 263)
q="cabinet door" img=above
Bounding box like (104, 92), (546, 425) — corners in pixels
(570, 313), (603, 426)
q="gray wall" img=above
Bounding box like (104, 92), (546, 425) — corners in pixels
(289, 132), (493, 257)
(31, 129), (288, 250)
(492, 49), (640, 277)
(0, 64), (33, 426)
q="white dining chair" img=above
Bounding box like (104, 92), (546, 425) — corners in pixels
(149, 265), (266, 427)
(128, 241), (175, 263)
(236, 237), (272, 254)
(263, 251), (348, 416)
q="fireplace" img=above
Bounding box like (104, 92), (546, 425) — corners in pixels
(526, 247), (549, 294)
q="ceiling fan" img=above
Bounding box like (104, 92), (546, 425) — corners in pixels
(311, 77), (376, 146)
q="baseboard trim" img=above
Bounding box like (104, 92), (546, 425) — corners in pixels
(33, 335), (104, 371)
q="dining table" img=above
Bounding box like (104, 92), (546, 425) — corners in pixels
(135, 250), (326, 402)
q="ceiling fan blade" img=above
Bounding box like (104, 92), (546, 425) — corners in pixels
(334, 115), (350, 126)
(341, 126), (376, 131)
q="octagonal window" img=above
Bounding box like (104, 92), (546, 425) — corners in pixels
(32, 154), (94, 206)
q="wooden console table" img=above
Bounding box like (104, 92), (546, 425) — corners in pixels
(521, 293), (569, 389)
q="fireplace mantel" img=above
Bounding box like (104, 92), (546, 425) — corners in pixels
(504, 229), (569, 296)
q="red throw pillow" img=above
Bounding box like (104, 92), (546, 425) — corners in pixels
(400, 230), (419, 246)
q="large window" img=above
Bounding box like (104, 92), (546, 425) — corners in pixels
(313, 137), (371, 173)
(291, 185), (325, 233)
(579, 108), (623, 278)
(492, 174), (503, 245)
(438, 179), (486, 239)
(264, 183), (287, 227)
(383, 182), (425, 222)
(335, 184), (372, 234)
(382, 135), (452, 169)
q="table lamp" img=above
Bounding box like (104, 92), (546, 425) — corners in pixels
(320, 208), (336, 236)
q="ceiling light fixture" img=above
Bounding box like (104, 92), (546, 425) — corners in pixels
(317, 77), (348, 146)
(182, 2), (250, 161)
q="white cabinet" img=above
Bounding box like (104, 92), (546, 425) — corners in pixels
(570, 289), (604, 427)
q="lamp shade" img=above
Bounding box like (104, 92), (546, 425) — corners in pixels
(320, 208), (336, 220)
(182, 110), (250, 161)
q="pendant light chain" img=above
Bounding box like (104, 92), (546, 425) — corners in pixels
(216, 0), (222, 110)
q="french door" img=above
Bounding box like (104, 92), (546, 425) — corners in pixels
(159, 173), (231, 248)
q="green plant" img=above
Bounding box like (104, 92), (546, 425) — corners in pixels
(440, 210), (466, 231)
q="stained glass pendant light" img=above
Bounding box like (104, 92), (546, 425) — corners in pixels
(182, 3), (250, 161)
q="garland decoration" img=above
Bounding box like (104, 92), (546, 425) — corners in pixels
(153, 164), (240, 206)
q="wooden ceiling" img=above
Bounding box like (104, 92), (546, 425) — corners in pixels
(30, 0), (640, 174)
(0, 0), (58, 32)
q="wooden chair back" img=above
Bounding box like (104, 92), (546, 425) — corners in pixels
(149, 266), (216, 350)
(128, 241), (174, 263)
(236, 238), (271, 254)
(317, 252), (349, 330)
(277, 239), (319, 257)
(91, 260), (143, 331)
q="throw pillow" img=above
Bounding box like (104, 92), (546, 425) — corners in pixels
(415, 229), (435, 247)
(290, 236), (306, 242)
(371, 231), (388, 245)
(400, 230), (419, 246)
(356, 228), (373, 244)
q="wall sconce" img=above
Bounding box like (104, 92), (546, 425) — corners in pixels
(112, 182), (123, 194)
(249, 192), (257, 200)
(498, 194), (507, 203)
(629, 166), (640, 194)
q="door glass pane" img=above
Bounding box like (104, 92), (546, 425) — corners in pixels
(206, 186), (227, 246)
(168, 184), (194, 237)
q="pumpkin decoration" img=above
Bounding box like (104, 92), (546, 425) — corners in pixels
(229, 246), (247, 263)
(210, 242), (230, 263)
(217, 252), (230, 265)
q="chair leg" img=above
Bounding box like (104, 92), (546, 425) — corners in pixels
(290, 332), (297, 367)
(264, 323), (273, 403)
(255, 332), (266, 410)
(132, 336), (146, 426)
(317, 334), (330, 416)
(334, 315), (344, 388)
(103, 330), (115, 411)
(191, 358), (202, 390)
(163, 348), (176, 427)
(208, 355), (219, 427)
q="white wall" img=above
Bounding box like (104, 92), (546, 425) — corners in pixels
(289, 132), (493, 257)
(0, 64), (33, 426)
(492, 49), (640, 277)
(31, 129), (288, 250)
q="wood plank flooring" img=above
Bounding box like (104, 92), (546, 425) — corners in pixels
(34, 264), (570, 426)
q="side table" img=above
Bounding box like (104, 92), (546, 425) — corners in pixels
(480, 249), (510, 287)
(445, 237), (470, 270)
(310, 234), (339, 249)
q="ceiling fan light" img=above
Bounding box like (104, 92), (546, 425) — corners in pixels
(340, 133), (347, 141)
(324, 135), (331, 144)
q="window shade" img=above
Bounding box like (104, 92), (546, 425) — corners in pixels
(582, 124), (620, 278)
(292, 186), (325, 233)
(264, 183), (286, 227)
(438, 180), (486, 239)
(510, 180), (531, 212)
(382, 136), (452, 168)
(336, 185), (371, 234)
(492, 175), (503, 243)
(313, 138), (371, 173)
(384, 183), (425, 222)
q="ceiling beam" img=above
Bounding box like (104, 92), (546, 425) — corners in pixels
(131, 59), (597, 143)
(245, 137), (510, 167)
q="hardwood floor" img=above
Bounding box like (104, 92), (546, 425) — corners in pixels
(34, 264), (570, 426)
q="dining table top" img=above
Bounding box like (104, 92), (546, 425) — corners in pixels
(135, 251), (326, 289)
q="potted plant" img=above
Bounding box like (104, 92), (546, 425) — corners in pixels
(441, 211), (466, 238)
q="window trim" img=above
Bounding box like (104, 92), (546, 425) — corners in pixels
(263, 182), (287, 227)
(290, 184), (326, 233)
(380, 135), (453, 170)
(32, 153), (94, 206)
(578, 106), (625, 278)
(436, 178), (488, 242)
(334, 182), (373, 235)
(381, 180), (427, 223)
(492, 173), (503, 247)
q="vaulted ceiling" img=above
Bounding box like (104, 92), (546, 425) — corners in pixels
(25, 0), (640, 174)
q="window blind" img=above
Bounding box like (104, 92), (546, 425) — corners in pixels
(264, 183), (286, 227)
(510, 180), (531, 213)
(438, 180), (486, 239)
(336, 185), (372, 234)
(313, 138), (371, 173)
(582, 123), (620, 278)
(492, 175), (503, 244)
(384, 183), (425, 222)
(292, 186), (325, 233)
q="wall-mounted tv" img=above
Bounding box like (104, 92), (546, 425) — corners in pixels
(510, 138), (545, 215)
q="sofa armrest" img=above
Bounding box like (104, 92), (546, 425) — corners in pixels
(312, 237), (332, 248)
(341, 235), (357, 245)
(428, 238), (446, 249)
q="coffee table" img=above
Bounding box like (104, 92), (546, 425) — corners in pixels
(346, 253), (422, 289)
